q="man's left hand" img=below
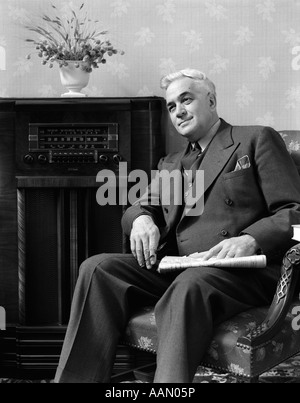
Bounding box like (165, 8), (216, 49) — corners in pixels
(201, 234), (259, 260)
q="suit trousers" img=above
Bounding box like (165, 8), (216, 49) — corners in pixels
(54, 253), (279, 383)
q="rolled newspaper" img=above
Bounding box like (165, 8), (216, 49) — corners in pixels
(157, 254), (267, 273)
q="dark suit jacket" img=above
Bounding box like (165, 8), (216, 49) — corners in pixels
(122, 119), (300, 264)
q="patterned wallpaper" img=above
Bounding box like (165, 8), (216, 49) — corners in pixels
(0, 0), (300, 139)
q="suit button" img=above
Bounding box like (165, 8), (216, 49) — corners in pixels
(221, 229), (228, 236)
(225, 198), (233, 206)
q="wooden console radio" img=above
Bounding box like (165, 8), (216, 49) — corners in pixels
(0, 97), (165, 378)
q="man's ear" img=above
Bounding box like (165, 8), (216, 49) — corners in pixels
(209, 93), (217, 109)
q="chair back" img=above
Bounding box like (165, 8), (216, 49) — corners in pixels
(279, 130), (300, 174)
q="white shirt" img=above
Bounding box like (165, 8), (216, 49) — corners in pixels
(192, 118), (221, 152)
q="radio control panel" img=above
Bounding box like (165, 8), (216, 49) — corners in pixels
(16, 121), (127, 175)
(27, 123), (119, 165)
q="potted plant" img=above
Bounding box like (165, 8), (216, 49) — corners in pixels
(25, 3), (124, 97)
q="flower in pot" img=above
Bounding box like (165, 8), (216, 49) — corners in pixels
(25, 2), (124, 96)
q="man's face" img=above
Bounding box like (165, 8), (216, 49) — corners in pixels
(166, 76), (216, 142)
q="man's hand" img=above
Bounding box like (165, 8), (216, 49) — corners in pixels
(130, 215), (160, 269)
(201, 234), (259, 260)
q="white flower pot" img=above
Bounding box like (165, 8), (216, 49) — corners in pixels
(59, 61), (90, 97)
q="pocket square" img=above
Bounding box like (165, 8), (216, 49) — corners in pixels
(234, 155), (251, 171)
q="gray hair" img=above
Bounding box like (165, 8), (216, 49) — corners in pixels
(160, 68), (216, 96)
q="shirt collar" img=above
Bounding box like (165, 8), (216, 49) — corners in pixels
(192, 118), (221, 151)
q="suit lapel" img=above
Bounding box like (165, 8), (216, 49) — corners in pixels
(196, 120), (240, 194)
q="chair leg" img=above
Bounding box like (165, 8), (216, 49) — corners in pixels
(248, 375), (260, 383)
(110, 363), (156, 383)
(110, 369), (136, 383)
(133, 363), (156, 383)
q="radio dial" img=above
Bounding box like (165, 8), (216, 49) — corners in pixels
(37, 154), (48, 164)
(23, 154), (34, 164)
(99, 154), (109, 164)
(113, 154), (122, 164)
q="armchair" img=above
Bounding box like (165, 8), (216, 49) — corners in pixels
(111, 130), (300, 383)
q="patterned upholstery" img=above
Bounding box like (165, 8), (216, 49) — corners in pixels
(279, 130), (300, 173)
(123, 300), (300, 378)
(121, 130), (300, 381)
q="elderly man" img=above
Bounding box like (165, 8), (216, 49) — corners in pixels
(54, 69), (300, 383)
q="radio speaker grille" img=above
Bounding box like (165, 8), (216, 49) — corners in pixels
(18, 188), (124, 326)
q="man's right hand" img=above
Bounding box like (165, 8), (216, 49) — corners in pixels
(130, 215), (160, 269)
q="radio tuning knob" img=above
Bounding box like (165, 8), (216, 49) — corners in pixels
(23, 154), (34, 164)
(37, 154), (48, 164)
(113, 154), (122, 164)
(99, 154), (109, 164)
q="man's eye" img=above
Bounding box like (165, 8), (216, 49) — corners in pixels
(183, 97), (192, 104)
(168, 105), (175, 113)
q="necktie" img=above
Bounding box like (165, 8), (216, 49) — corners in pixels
(179, 143), (202, 217)
(181, 142), (202, 171)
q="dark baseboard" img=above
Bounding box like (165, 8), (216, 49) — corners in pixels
(0, 325), (154, 380)
(0, 325), (65, 379)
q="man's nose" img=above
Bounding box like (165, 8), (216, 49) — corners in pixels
(176, 105), (186, 118)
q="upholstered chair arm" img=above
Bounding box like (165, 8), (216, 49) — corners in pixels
(237, 243), (300, 347)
